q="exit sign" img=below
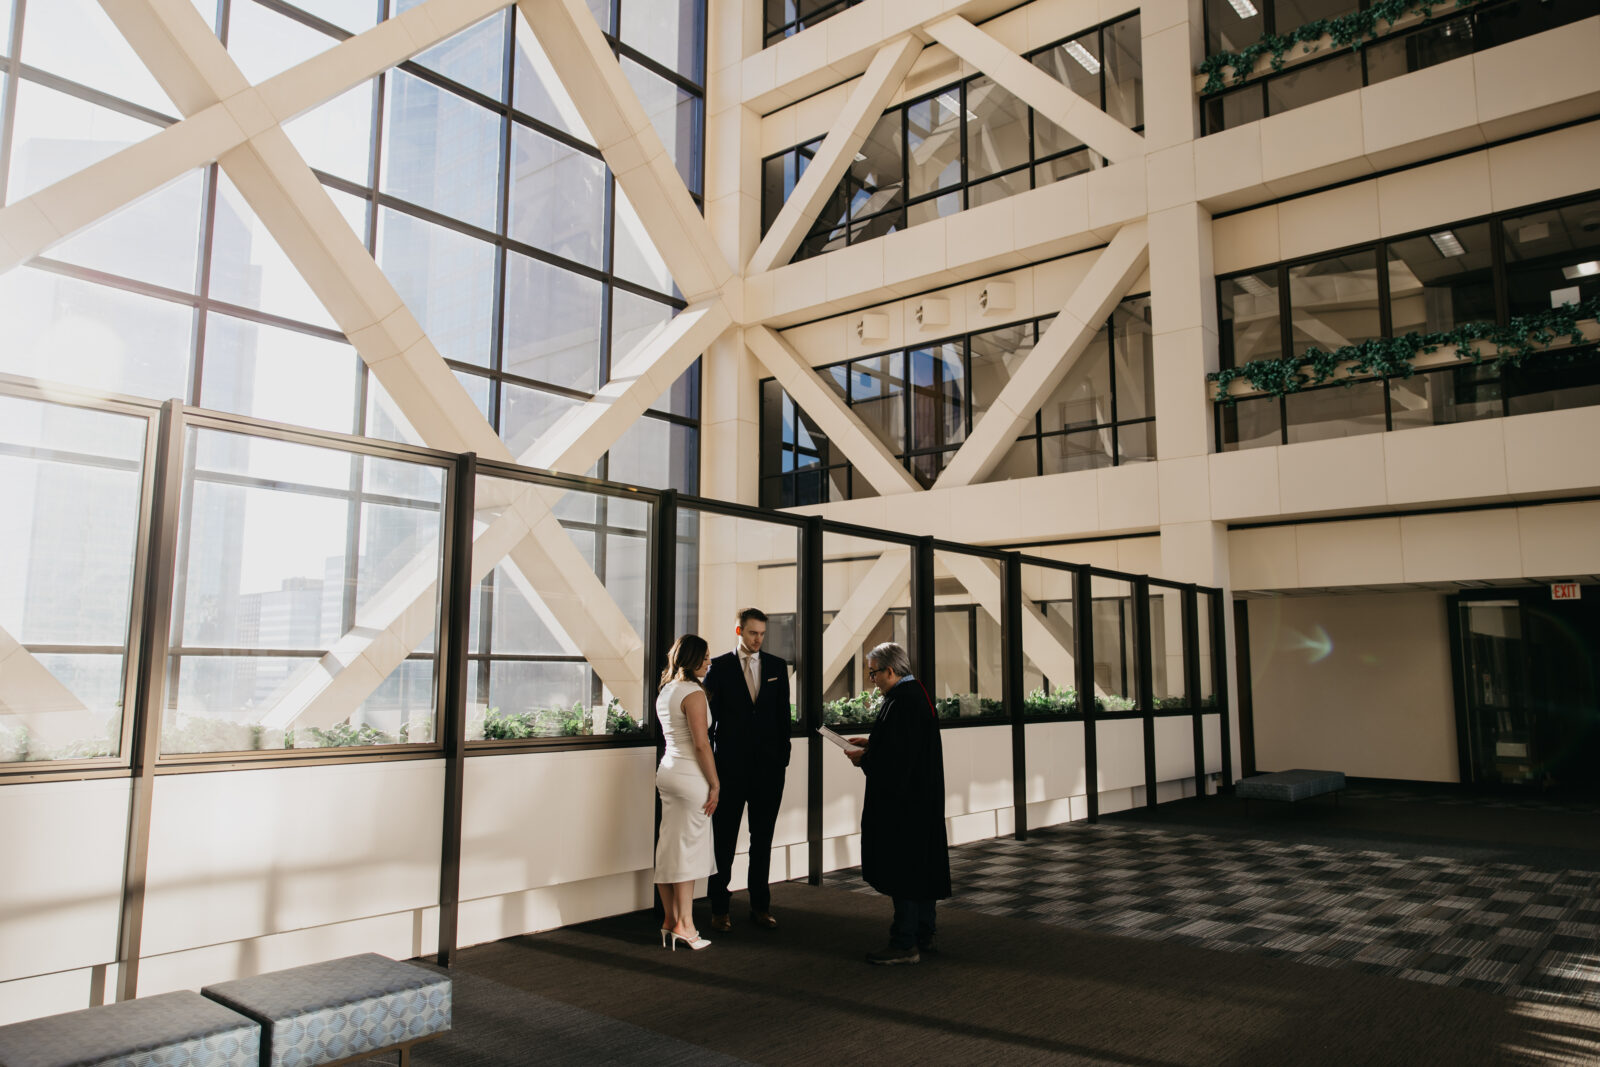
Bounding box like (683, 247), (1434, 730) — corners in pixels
(1552, 582), (1582, 601)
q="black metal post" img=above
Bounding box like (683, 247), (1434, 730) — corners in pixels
(801, 516), (824, 885)
(436, 452), (476, 967)
(116, 399), (185, 1002)
(1003, 553), (1026, 839)
(1074, 567), (1098, 823)
(1182, 586), (1205, 799)
(647, 490), (677, 920)
(910, 536), (936, 697)
(1234, 599), (1256, 778)
(1134, 577), (1156, 808)
(648, 490), (678, 724)
(1211, 592), (1234, 791)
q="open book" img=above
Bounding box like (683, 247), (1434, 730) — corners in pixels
(817, 724), (864, 755)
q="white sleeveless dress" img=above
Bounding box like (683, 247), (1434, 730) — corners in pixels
(654, 678), (717, 884)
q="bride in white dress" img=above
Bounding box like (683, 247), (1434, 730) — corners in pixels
(654, 634), (720, 950)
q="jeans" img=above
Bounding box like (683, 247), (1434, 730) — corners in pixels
(889, 896), (936, 950)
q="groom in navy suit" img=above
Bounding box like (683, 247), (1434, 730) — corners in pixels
(704, 607), (792, 930)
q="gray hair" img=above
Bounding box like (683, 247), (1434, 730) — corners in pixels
(866, 641), (911, 678)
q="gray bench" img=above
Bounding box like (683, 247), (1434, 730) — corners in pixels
(202, 953), (451, 1067)
(1236, 768), (1346, 809)
(0, 989), (260, 1067)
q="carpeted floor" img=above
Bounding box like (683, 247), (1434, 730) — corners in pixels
(366, 787), (1600, 1065)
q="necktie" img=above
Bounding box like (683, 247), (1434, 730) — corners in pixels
(745, 653), (759, 701)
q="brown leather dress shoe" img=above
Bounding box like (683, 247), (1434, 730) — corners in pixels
(710, 913), (732, 932)
(750, 911), (777, 929)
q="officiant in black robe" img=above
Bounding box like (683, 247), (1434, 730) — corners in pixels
(847, 641), (951, 965)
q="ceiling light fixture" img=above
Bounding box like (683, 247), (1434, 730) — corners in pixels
(1428, 230), (1465, 257)
(1226, 0), (1259, 17)
(1561, 261), (1600, 280)
(1063, 41), (1101, 75)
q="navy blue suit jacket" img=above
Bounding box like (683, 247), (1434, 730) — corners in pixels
(704, 649), (792, 774)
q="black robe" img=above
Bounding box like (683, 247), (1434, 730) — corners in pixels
(858, 676), (951, 900)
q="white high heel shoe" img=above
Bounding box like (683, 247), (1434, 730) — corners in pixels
(669, 929), (711, 951)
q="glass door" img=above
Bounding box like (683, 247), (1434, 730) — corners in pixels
(1456, 591), (1600, 794)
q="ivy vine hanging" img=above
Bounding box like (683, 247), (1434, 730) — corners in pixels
(1198, 0), (1495, 95)
(1208, 296), (1600, 403)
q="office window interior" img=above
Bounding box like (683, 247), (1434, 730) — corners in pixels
(759, 13), (1142, 263)
(1200, 0), (1594, 134)
(1216, 192), (1600, 451)
(760, 297), (1156, 506)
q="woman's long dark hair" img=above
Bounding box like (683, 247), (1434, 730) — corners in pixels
(660, 634), (709, 687)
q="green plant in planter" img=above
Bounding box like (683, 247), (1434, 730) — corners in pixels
(1209, 298), (1600, 403)
(823, 690), (881, 726)
(1198, 0), (1490, 93)
(1024, 686), (1078, 715)
(1096, 694), (1138, 712)
(294, 721), (397, 748)
(604, 698), (643, 735)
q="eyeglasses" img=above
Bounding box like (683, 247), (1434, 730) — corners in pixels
(866, 667), (884, 679)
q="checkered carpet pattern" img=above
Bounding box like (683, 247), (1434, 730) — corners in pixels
(824, 821), (1600, 1008)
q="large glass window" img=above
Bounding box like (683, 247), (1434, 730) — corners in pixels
(1201, 0), (1592, 135)
(0, 0), (705, 504)
(1216, 193), (1600, 450)
(763, 14), (1143, 263)
(759, 297), (1157, 505)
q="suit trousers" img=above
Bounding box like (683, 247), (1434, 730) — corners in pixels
(708, 764), (786, 915)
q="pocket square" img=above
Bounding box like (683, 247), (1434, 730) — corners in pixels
(765, 676), (778, 682)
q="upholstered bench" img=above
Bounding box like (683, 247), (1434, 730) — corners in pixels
(1236, 768), (1346, 809)
(0, 990), (260, 1067)
(201, 954), (450, 1067)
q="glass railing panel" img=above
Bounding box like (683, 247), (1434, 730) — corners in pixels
(166, 426), (449, 753)
(931, 549), (1006, 723)
(820, 531), (912, 728)
(466, 472), (653, 741)
(1019, 561), (1079, 719)
(0, 394), (149, 764)
(678, 508), (800, 727)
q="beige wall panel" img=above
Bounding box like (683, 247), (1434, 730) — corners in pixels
(1473, 17), (1600, 139)
(1194, 122), (1263, 211)
(1210, 446), (1282, 521)
(1277, 181), (1379, 262)
(141, 762), (443, 958)
(1117, 534), (1164, 578)
(1377, 152), (1493, 239)
(1518, 502), (1600, 578)
(1023, 720), (1089, 803)
(1384, 419), (1508, 505)
(1399, 509), (1523, 584)
(1096, 461), (1160, 532)
(1487, 120), (1600, 213)
(1277, 434), (1387, 515)
(1248, 593), (1458, 781)
(1259, 93), (1372, 194)
(1229, 526), (1300, 590)
(1212, 204), (1280, 275)
(1503, 407), (1600, 495)
(0, 779), (128, 986)
(1158, 455), (1212, 524)
(1359, 56), (1483, 169)
(1295, 517), (1404, 588)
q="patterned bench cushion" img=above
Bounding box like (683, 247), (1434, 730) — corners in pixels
(201, 954), (450, 1067)
(0, 990), (259, 1067)
(1236, 769), (1346, 802)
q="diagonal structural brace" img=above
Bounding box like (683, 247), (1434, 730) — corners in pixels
(925, 16), (1145, 165)
(746, 35), (923, 276)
